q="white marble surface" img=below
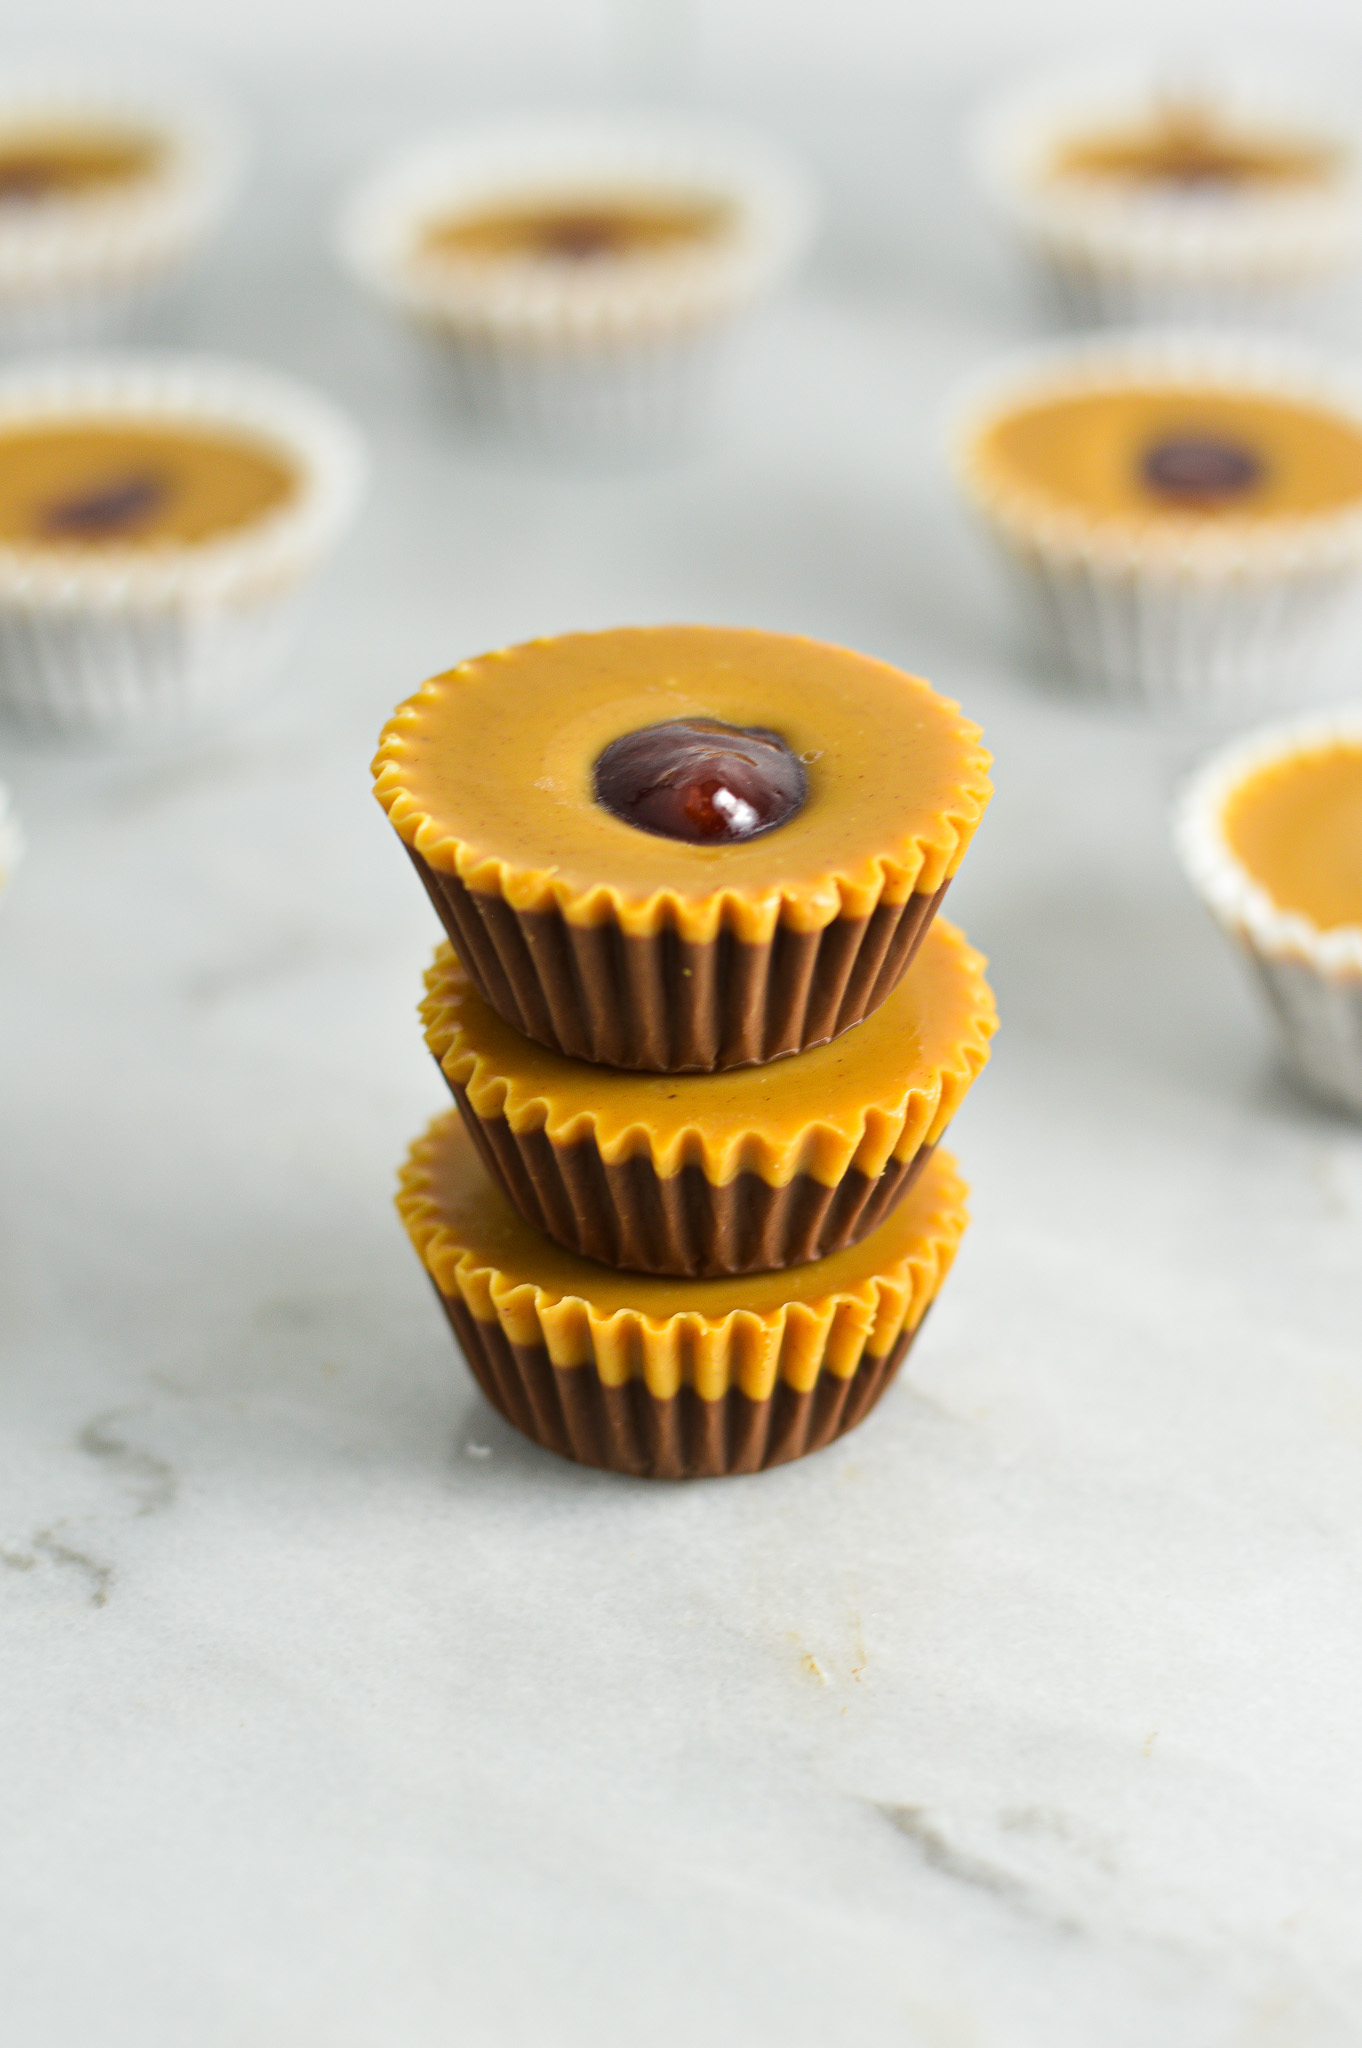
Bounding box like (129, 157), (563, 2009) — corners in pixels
(4, 51), (1362, 2048)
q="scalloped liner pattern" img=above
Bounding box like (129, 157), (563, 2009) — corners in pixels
(441, 1290), (925, 1478)
(420, 925), (996, 1180)
(453, 1091), (938, 1275)
(410, 847), (950, 1070)
(373, 711), (990, 944)
(396, 1119), (967, 1402)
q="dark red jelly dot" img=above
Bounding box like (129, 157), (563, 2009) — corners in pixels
(42, 471), (168, 539)
(1141, 435), (1264, 505)
(536, 212), (627, 259)
(593, 717), (808, 844)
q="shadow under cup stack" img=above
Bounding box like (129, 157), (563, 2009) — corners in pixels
(374, 626), (996, 1479)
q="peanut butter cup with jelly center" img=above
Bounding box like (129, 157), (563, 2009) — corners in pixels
(0, 123), (163, 204)
(0, 420), (298, 549)
(973, 383), (1362, 526)
(373, 626), (991, 1071)
(1049, 104), (1342, 192)
(418, 192), (732, 266)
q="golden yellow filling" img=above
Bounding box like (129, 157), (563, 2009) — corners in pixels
(1050, 105), (1341, 191)
(374, 627), (992, 942)
(424, 917), (995, 1185)
(400, 1112), (968, 1396)
(0, 422), (299, 548)
(976, 386), (1362, 524)
(1223, 741), (1362, 931)
(418, 192), (732, 264)
(0, 124), (162, 202)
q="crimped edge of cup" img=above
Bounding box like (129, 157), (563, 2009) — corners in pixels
(0, 352), (367, 608)
(1174, 706), (1362, 981)
(420, 920), (996, 1186)
(397, 1112), (969, 1404)
(972, 53), (1362, 286)
(336, 112), (817, 342)
(948, 326), (1362, 576)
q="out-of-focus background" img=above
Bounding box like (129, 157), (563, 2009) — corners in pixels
(3, 4), (1362, 2048)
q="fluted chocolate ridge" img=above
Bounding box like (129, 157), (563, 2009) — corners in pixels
(441, 1291), (922, 1479)
(452, 1086), (937, 1276)
(410, 846), (947, 1072)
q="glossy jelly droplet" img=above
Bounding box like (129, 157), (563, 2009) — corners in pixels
(41, 470), (168, 539)
(1141, 435), (1264, 505)
(593, 717), (808, 844)
(536, 212), (629, 259)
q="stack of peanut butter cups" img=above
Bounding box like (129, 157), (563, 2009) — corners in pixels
(374, 626), (996, 1480)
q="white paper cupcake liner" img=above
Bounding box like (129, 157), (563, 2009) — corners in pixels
(973, 54), (1362, 327)
(0, 354), (366, 737)
(336, 113), (816, 454)
(949, 329), (1362, 713)
(1176, 710), (1362, 1114)
(0, 779), (22, 898)
(0, 72), (245, 348)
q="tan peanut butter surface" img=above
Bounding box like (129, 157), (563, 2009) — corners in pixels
(419, 193), (732, 264)
(1223, 741), (1362, 931)
(373, 627), (992, 942)
(0, 124), (162, 202)
(423, 916), (996, 1186)
(975, 386), (1362, 524)
(0, 422), (299, 548)
(1049, 107), (1341, 191)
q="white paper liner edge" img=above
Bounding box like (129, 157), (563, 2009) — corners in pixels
(1176, 713), (1362, 1113)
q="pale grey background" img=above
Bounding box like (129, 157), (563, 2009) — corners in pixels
(3, 4), (1362, 2045)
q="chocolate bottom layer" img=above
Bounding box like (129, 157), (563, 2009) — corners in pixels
(453, 1083), (936, 1275)
(410, 847), (948, 1071)
(441, 1290), (923, 1479)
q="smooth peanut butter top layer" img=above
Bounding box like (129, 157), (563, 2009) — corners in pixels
(0, 422), (299, 549)
(373, 627), (991, 942)
(422, 916), (996, 1186)
(0, 124), (163, 203)
(1222, 740), (1362, 931)
(1048, 106), (1342, 191)
(973, 385), (1362, 528)
(419, 192), (733, 265)
(974, 384), (1362, 528)
(398, 1110), (968, 1394)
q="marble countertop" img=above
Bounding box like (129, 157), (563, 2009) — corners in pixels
(3, 63), (1362, 2048)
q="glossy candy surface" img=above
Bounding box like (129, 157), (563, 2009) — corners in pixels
(593, 716), (808, 843)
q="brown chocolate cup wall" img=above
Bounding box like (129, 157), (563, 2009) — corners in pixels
(409, 846), (948, 1071)
(441, 1290), (924, 1479)
(451, 1082), (936, 1275)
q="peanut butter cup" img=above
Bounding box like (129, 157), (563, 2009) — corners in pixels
(373, 625), (991, 1072)
(397, 1112), (970, 1479)
(421, 917), (995, 1276)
